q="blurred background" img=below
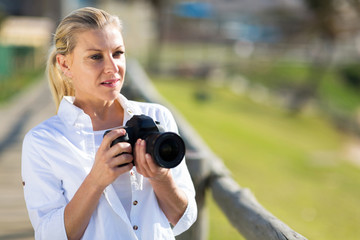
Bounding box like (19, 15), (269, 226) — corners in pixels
(1, 0), (360, 239)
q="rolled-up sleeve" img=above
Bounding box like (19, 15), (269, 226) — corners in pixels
(161, 107), (197, 235)
(22, 131), (68, 240)
(171, 161), (197, 235)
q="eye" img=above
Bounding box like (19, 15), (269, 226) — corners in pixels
(113, 50), (125, 58)
(90, 54), (103, 60)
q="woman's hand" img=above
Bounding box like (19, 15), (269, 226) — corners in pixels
(134, 139), (187, 225)
(65, 128), (133, 240)
(133, 139), (170, 181)
(89, 128), (134, 190)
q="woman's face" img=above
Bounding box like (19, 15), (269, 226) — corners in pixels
(63, 25), (126, 106)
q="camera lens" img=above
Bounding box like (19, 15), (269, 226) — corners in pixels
(158, 138), (180, 162)
(146, 132), (185, 168)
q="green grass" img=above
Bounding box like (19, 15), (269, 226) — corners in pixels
(154, 42), (360, 115)
(152, 76), (360, 240)
(0, 67), (44, 104)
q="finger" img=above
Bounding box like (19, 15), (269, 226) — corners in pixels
(138, 140), (158, 173)
(111, 153), (134, 168)
(101, 128), (127, 150)
(145, 153), (159, 173)
(111, 160), (134, 177)
(108, 142), (132, 158)
(134, 139), (147, 174)
(137, 140), (159, 177)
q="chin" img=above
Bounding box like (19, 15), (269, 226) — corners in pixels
(105, 91), (120, 101)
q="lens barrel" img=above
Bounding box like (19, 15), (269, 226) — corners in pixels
(146, 132), (185, 168)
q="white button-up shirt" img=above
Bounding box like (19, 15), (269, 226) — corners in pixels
(21, 94), (197, 240)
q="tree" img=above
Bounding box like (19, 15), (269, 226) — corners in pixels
(146, 0), (169, 73)
(288, 0), (338, 113)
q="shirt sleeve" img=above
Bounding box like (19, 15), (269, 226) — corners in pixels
(22, 131), (68, 240)
(171, 160), (197, 236)
(160, 107), (198, 235)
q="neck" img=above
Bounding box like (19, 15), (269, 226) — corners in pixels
(74, 98), (124, 131)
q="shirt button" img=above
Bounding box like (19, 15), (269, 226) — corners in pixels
(133, 200), (138, 206)
(133, 225), (138, 230)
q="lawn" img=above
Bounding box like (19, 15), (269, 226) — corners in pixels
(152, 76), (360, 240)
(0, 67), (44, 105)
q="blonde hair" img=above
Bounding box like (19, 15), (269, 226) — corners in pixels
(47, 7), (122, 111)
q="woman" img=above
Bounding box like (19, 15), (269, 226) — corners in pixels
(21, 7), (197, 240)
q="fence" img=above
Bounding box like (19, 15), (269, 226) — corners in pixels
(124, 59), (307, 240)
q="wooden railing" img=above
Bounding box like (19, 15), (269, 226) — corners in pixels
(125, 59), (307, 240)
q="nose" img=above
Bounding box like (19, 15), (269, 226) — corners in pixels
(104, 55), (119, 74)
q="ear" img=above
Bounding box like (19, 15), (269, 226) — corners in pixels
(56, 54), (73, 78)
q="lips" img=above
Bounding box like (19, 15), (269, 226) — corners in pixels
(101, 79), (120, 88)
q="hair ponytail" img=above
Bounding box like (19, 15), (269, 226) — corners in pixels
(46, 46), (75, 112)
(46, 7), (122, 112)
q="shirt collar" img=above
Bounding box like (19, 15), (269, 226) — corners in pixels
(57, 94), (142, 128)
(58, 96), (86, 127)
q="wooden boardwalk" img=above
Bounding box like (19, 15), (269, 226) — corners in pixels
(0, 78), (54, 240)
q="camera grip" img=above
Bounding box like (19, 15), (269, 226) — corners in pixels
(103, 129), (132, 167)
(103, 129), (130, 146)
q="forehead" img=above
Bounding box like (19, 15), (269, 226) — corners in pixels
(74, 25), (124, 51)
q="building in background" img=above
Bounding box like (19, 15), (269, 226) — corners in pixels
(0, 0), (100, 77)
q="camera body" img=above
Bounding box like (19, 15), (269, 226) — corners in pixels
(103, 114), (185, 168)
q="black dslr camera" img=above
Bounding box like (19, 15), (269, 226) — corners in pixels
(103, 114), (185, 169)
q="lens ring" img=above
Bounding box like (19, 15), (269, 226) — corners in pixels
(152, 133), (185, 168)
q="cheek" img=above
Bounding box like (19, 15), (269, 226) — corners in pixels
(118, 59), (126, 75)
(71, 63), (102, 81)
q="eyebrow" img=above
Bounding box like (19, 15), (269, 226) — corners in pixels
(85, 48), (101, 52)
(85, 46), (125, 52)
